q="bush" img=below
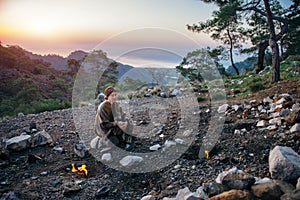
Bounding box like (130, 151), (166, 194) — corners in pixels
(0, 99), (15, 118)
(249, 82), (264, 92)
(197, 96), (206, 102)
(211, 93), (226, 100)
(32, 99), (63, 113)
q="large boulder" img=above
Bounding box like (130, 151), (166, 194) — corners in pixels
(5, 134), (32, 151)
(269, 146), (300, 181)
(31, 130), (53, 147)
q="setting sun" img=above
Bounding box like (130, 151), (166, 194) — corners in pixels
(29, 22), (52, 35)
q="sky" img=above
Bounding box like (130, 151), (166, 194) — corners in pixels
(0, 0), (220, 67)
(0, 0), (292, 68)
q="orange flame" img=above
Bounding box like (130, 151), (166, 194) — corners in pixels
(205, 150), (209, 159)
(72, 163), (88, 176)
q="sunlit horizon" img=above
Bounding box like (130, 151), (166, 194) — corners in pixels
(0, 0), (220, 61)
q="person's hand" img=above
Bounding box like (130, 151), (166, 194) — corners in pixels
(117, 121), (128, 130)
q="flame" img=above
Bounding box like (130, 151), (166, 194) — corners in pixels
(78, 164), (88, 176)
(71, 164), (78, 173)
(205, 150), (209, 159)
(71, 163), (88, 176)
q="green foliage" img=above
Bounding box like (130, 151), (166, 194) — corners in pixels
(0, 44), (74, 118)
(249, 82), (264, 92)
(176, 49), (224, 83)
(32, 64), (46, 75)
(32, 99), (63, 113)
(211, 93), (226, 101)
(197, 96), (207, 102)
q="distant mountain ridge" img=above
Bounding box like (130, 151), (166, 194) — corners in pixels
(25, 50), (88, 70)
(25, 50), (134, 78)
(226, 57), (257, 74)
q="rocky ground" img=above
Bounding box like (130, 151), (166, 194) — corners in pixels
(0, 78), (300, 200)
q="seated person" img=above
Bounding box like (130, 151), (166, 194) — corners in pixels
(95, 86), (133, 149)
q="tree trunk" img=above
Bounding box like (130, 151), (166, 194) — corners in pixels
(264, 0), (280, 82)
(256, 40), (269, 74)
(227, 29), (239, 75)
(280, 38), (284, 60)
(270, 39), (280, 82)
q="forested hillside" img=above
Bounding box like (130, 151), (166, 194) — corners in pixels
(0, 44), (74, 118)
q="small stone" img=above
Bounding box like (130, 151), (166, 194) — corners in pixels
(279, 93), (294, 101)
(53, 179), (60, 186)
(175, 138), (185, 144)
(290, 123), (300, 133)
(251, 182), (282, 200)
(183, 130), (193, 137)
(285, 110), (300, 124)
(216, 167), (241, 184)
(174, 187), (193, 200)
(218, 104), (229, 114)
(166, 184), (174, 190)
(141, 195), (155, 200)
(266, 125), (277, 131)
(292, 103), (300, 111)
(18, 113), (25, 117)
(222, 171), (255, 190)
(164, 140), (176, 148)
(270, 112), (281, 118)
(74, 141), (88, 158)
(120, 156), (143, 167)
(31, 176), (39, 180)
(53, 146), (64, 154)
(63, 181), (81, 194)
(276, 97), (286, 105)
(174, 164), (181, 169)
(94, 186), (110, 198)
(149, 144), (161, 151)
(280, 108), (291, 118)
(254, 177), (272, 184)
(231, 105), (241, 112)
(297, 177), (300, 189)
(203, 182), (227, 197)
(90, 136), (109, 149)
(269, 118), (282, 126)
(101, 153), (112, 162)
(263, 96), (273, 104)
(40, 171), (48, 176)
(257, 120), (267, 127)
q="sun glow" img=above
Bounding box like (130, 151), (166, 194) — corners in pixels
(30, 23), (52, 34)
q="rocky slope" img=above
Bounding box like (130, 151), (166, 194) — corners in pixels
(0, 81), (300, 199)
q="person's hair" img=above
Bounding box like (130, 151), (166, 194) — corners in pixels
(104, 86), (115, 100)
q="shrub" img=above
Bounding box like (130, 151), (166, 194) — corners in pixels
(249, 82), (264, 92)
(211, 93), (226, 100)
(197, 96), (206, 102)
(32, 99), (62, 113)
